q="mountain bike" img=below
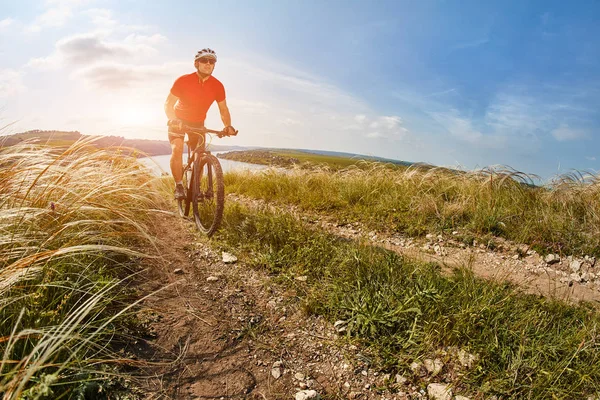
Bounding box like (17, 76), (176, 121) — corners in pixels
(168, 120), (237, 237)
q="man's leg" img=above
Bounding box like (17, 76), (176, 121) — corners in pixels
(169, 132), (185, 198)
(169, 136), (184, 182)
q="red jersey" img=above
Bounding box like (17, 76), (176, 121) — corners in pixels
(170, 73), (226, 123)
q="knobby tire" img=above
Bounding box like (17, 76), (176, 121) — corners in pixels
(192, 154), (224, 237)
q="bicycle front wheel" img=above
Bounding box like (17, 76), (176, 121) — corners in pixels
(192, 154), (224, 237)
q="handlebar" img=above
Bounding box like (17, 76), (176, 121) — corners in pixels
(167, 120), (237, 138)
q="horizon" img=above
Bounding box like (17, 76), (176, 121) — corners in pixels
(0, 128), (572, 183)
(2, 0), (600, 180)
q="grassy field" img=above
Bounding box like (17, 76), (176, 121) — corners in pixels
(214, 202), (600, 399)
(5, 137), (600, 398)
(0, 138), (170, 399)
(275, 149), (408, 169)
(224, 164), (600, 257)
(219, 149), (410, 170)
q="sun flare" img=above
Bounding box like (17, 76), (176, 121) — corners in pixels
(113, 105), (153, 126)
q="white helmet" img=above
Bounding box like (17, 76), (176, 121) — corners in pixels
(195, 48), (217, 62)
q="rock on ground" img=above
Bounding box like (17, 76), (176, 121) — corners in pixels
(222, 251), (238, 263)
(295, 389), (320, 400)
(427, 383), (452, 400)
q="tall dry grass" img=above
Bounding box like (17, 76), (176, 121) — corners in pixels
(0, 138), (168, 398)
(225, 163), (600, 255)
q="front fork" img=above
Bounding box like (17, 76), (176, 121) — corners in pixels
(186, 143), (214, 201)
(196, 155), (214, 201)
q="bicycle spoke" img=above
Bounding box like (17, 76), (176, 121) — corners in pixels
(192, 155), (224, 236)
(174, 126), (229, 237)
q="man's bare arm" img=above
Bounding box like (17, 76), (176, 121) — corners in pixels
(217, 99), (232, 127)
(164, 93), (179, 120)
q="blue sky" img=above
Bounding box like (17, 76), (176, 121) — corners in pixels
(1, 0), (599, 180)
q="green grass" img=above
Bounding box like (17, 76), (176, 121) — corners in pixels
(220, 149), (408, 170)
(215, 203), (600, 399)
(224, 164), (600, 256)
(274, 150), (391, 169)
(0, 138), (170, 399)
(6, 133), (600, 398)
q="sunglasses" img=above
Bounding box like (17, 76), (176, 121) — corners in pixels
(197, 58), (216, 65)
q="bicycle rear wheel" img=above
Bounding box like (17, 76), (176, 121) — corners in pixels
(192, 154), (224, 237)
(177, 164), (193, 217)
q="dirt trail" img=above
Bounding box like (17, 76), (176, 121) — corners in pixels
(131, 213), (281, 399)
(227, 194), (600, 306)
(131, 196), (600, 399)
(133, 213), (400, 399)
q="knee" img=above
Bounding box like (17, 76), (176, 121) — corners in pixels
(171, 142), (183, 157)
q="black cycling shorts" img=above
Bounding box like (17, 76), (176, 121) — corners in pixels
(168, 120), (205, 150)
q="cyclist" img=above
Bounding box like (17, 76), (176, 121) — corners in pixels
(164, 48), (237, 199)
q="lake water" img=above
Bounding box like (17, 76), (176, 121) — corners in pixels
(139, 151), (267, 176)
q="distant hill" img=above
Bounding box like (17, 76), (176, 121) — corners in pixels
(0, 130), (251, 157)
(0, 130), (413, 167)
(0, 130), (171, 156)
(0, 130), (82, 147)
(219, 148), (414, 170)
(286, 148), (414, 167)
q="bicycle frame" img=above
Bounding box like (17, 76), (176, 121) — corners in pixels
(183, 130), (213, 202)
(170, 120), (236, 236)
(182, 126), (222, 175)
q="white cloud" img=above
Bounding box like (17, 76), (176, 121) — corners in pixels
(81, 8), (152, 34)
(280, 118), (301, 126)
(25, 0), (95, 33)
(83, 8), (117, 29)
(426, 85), (595, 153)
(27, 32), (164, 70)
(366, 131), (383, 139)
(230, 60), (368, 111)
(551, 124), (588, 142)
(202, 58), (419, 152)
(484, 92), (548, 133)
(74, 62), (175, 89)
(585, 156), (596, 161)
(429, 109), (507, 149)
(26, 6), (73, 32)
(0, 18), (14, 29)
(26, 54), (62, 70)
(56, 34), (153, 65)
(229, 99), (271, 115)
(58, 34), (135, 64)
(124, 33), (167, 46)
(354, 114), (366, 123)
(45, 0), (93, 6)
(0, 69), (25, 97)
(379, 116), (403, 129)
(344, 113), (409, 141)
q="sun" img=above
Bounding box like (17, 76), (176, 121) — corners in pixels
(114, 105), (153, 126)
